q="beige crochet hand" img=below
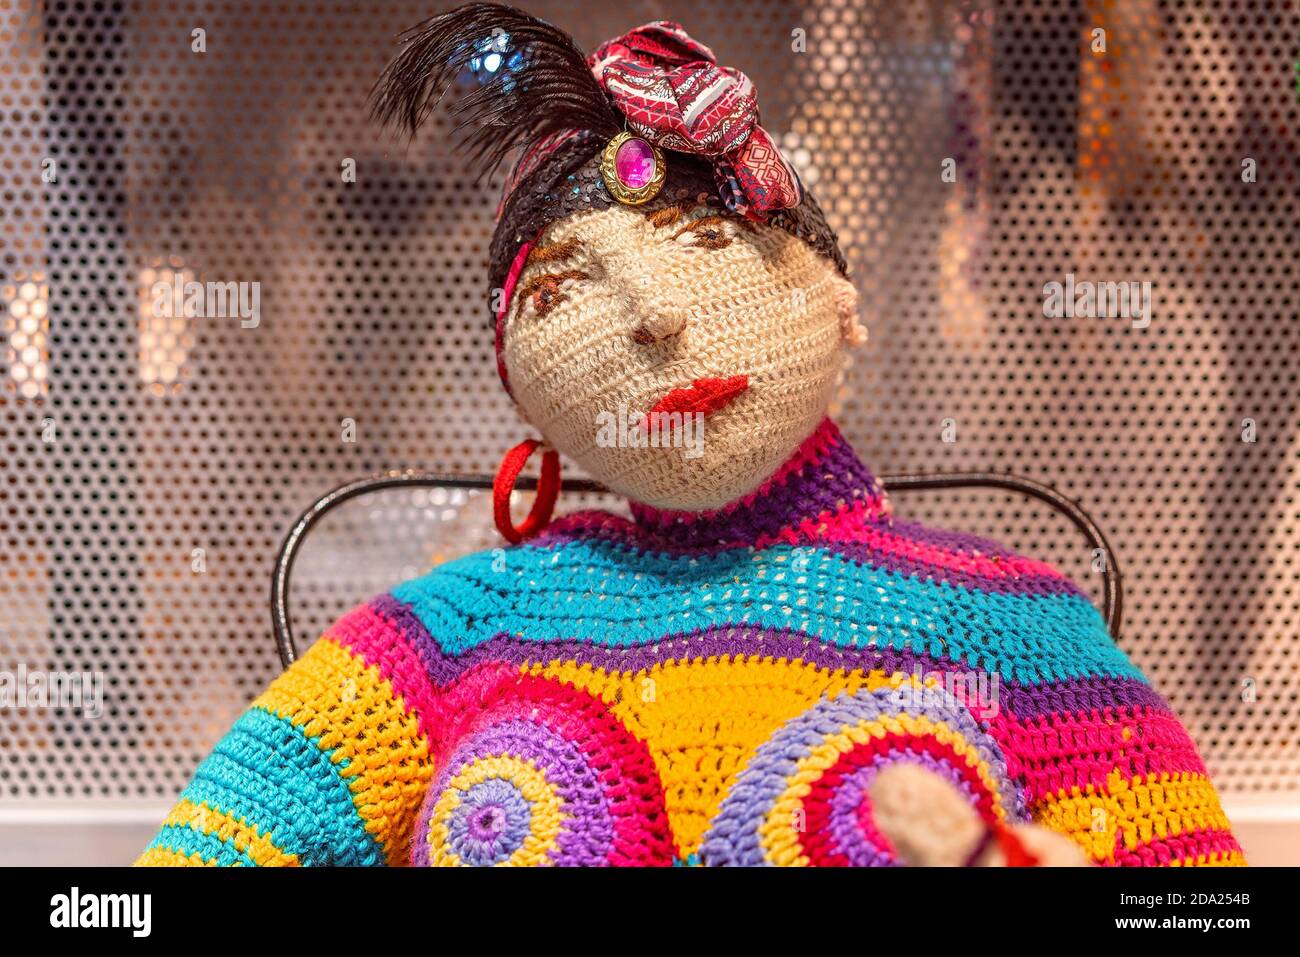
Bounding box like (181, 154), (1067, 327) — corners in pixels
(869, 763), (1091, 867)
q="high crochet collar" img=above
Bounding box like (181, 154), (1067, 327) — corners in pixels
(627, 419), (891, 548)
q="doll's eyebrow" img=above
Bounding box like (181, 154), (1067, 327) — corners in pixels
(646, 202), (704, 229)
(648, 202), (753, 233)
(527, 237), (583, 266)
(667, 212), (757, 240)
(514, 268), (590, 306)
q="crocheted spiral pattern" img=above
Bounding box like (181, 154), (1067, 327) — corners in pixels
(701, 683), (1022, 866)
(137, 419), (1243, 867)
(413, 666), (675, 866)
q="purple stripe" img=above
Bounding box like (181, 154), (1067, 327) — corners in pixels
(830, 534), (1086, 599)
(1015, 675), (1169, 721)
(827, 763), (892, 867)
(377, 604), (1165, 723)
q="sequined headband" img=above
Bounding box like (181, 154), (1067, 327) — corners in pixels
(487, 130), (846, 298)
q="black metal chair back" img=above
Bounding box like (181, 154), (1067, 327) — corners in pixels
(270, 471), (1123, 668)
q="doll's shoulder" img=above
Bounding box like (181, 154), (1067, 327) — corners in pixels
(376, 513), (625, 653)
(853, 512), (1092, 602)
(833, 509), (1135, 685)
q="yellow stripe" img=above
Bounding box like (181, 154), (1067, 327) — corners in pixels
(759, 712), (1007, 866)
(160, 799), (300, 867)
(1032, 770), (1235, 864)
(426, 756), (564, 866)
(528, 657), (903, 856)
(254, 636), (434, 864)
(133, 847), (215, 867)
(1172, 850), (1247, 867)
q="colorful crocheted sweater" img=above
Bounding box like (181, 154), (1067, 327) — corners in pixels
(137, 420), (1243, 867)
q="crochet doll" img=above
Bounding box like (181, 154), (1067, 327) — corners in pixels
(136, 4), (1242, 868)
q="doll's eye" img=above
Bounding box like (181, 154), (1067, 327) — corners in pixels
(672, 215), (736, 250)
(532, 281), (561, 315)
(516, 269), (588, 319)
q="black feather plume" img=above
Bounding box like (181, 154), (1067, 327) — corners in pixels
(370, 3), (621, 181)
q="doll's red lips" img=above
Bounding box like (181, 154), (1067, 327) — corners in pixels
(645, 375), (749, 424)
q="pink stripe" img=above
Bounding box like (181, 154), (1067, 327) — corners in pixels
(749, 497), (874, 548)
(494, 241), (533, 394)
(328, 601), (441, 746)
(1004, 706), (1207, 801)
(826, 508), (1068, 583)
(746, 499), (1071, 591)
(1111, 827), (1243, 867)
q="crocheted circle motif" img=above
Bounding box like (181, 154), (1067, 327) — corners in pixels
(412, 668), (675, 866)
(699, 683), (1026, 866)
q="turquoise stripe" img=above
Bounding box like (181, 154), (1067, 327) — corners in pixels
(178, 706), (383, 867)
(145, 823), (257, 866)
(393, 539), (1139, 685)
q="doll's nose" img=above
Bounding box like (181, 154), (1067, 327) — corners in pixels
(633, 311), (688, 344)
(615, 253), (691, 344)
(627, 280), (690, 343)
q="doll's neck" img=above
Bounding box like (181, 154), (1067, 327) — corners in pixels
(627, 418), (891, 548)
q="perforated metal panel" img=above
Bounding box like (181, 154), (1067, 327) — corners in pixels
(1, 0), (1297, 819)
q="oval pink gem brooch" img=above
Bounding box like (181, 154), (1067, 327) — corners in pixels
(600, 131), (667, 205)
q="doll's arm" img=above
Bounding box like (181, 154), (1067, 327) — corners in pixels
(1004, 689), (1244, 866)
(135, 599), (437, 866)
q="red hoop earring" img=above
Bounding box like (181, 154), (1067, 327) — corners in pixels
(493, 438), (561, 544)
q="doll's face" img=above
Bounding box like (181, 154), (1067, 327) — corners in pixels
(500, 199), (862, 511)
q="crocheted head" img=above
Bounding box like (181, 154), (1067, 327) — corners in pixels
(373, 3), (865, 510)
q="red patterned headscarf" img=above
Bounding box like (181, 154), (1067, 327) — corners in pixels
(587, 21), (803, 216)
